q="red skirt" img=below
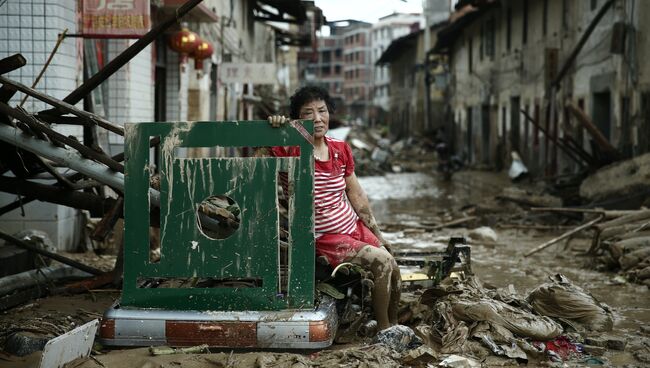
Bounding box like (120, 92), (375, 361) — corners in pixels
(315, 219), (381, 267)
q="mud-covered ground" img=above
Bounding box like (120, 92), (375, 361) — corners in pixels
(1, 170), (648, 367)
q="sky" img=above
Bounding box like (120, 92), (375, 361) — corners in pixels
(314, 0), (423, 24)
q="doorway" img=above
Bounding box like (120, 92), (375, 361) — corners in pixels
(592, 91), (611, 141)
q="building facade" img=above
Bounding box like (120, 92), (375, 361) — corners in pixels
(370, 13), (423, 126)
(436, 0), (650, 175)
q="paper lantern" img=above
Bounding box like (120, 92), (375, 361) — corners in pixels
(192, 40), (214, 70)
(169, 27), (199, 55)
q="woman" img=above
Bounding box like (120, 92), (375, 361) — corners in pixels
(268, 86), (400, 331)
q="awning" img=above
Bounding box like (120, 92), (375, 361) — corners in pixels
(160, 0), (219, 22)
(254, 0), (307, 24)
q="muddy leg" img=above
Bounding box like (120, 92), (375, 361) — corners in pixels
(350, 245), (396, 330)
(388, 257), (401, 324)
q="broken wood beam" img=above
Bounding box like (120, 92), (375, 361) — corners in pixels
(91, 197), (124, 242)
(565, 101), (620, 160)
(530, 207), (639, 220)
(524, 215), (604, 257)
(520, 108), (585, 166)
(594, 209), (650, 231)
(427, 216), (477, 231)
(0, 231), (103, 275)
(561, 136), (598, 167)
(0, 54), (27, 75)
(0, 102), (124, 172)
(600, 223), (649, 241)
(0, 75), (124, 136)
(0, 176), (117, 214)
(62, 0), (205, 106)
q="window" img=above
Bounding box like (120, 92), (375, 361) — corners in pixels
(523, 0), (528, 45)
(335, 65), (341, 74)
(506, 7), (512, 51)
(591, 0), (598, 11)
(322, 50), (331, 63)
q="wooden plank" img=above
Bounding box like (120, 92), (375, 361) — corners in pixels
(524, 215), (604, 257)
(0, 231), (103, 275)
(0, 102), (124, 172)
(0, 75), (124, 136)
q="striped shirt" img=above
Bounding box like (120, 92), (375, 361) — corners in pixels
(271, 136), (358, 237)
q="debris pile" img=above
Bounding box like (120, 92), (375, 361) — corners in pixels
(339, 127), (437, 176)
(403, 273), (615, 365)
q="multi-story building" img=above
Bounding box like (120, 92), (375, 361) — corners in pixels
(435, 0), (650, 175)
(370, 13), (423, 126)
(341, 20), (372, 123)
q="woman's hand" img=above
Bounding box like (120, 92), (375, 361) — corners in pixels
(268, 115), (289, 128)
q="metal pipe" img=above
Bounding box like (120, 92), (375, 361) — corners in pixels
(0, 123), (125, 190)
(0, 124), (162, 205)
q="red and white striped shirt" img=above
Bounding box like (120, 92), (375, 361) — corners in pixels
(271, 136), (358, 237)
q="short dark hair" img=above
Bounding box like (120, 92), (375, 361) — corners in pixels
(289, 85), (335, 119)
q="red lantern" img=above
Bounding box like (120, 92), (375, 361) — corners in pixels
(192, 40), (214, 70)
(169, 27), (200, 56)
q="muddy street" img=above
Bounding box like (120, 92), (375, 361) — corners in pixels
(364, 170), (650, 366)
(2, 169), (648, 367)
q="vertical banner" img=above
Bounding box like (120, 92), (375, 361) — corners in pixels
(82, 0), (151, 38)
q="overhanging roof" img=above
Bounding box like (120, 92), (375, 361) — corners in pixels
(433, 1), (498, 53)
(161, 0), (219, 22)
(376, 31), (421, 65)
(255, 0), (308, 24)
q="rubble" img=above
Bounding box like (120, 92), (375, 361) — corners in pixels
(527, 274), (613, 332)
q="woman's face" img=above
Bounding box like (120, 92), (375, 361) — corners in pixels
(299, 99), (329, 139)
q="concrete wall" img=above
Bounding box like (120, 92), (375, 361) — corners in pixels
(388, 26), (446, 139)
(371, 13), (423, 121)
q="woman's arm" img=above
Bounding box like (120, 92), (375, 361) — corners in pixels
(345, 173), (391, 251)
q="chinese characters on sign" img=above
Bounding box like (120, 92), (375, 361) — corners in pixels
(220, 63), (277, 85)
(82, 0), (151, 38)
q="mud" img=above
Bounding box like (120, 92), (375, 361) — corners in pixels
(1, 170), (648, 367)
(367, 170), (649, 366)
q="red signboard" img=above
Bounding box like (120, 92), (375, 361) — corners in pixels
(82, 0), (151, 38)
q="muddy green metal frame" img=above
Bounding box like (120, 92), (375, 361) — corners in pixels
(122, 121), (314, 310)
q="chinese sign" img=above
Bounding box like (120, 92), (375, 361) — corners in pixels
(220, 63), (277, 85)
(82, 0), (151, 38)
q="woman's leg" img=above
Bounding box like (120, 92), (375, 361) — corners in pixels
(388, 256), (401, 324)
(350, 245), (399, 330)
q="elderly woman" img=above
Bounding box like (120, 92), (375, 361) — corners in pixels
(268, 86), (400, 331)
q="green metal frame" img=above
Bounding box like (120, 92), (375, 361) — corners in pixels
(122, 121), (314, 310)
